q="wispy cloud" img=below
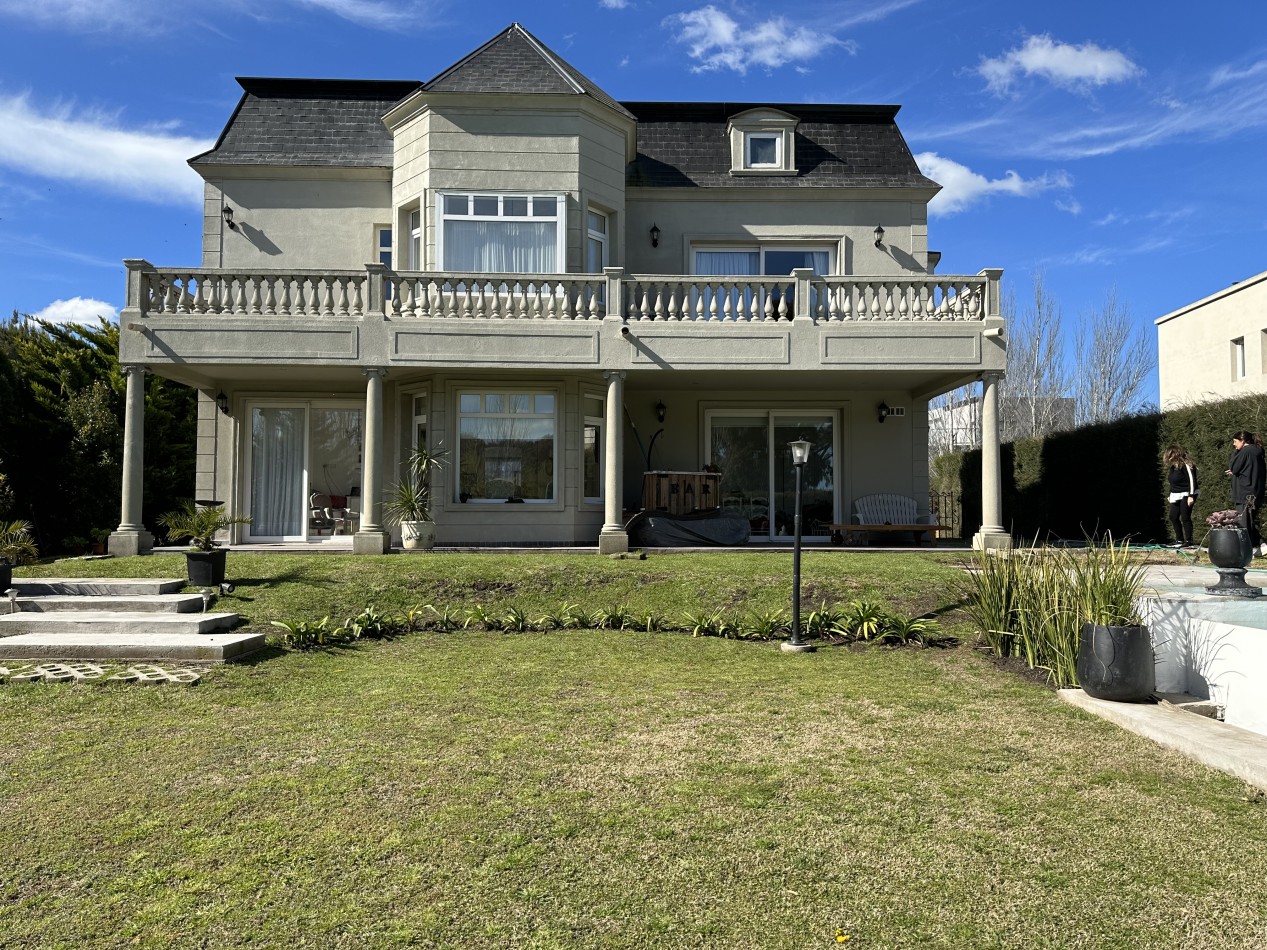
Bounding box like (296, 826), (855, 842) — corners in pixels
(915, 152), (1071, 216)
(1209, 59), (1267, 89)
(31, 297), (120, 325)
(978, 34), (1143, 95)
(0, 0), (439, 32)
(1037, 234), (1175, 269)
(599, 0), (629, 8)
(0, 93), (210, 205)
(662, 5), (852, 74)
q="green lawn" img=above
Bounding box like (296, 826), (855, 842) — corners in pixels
(2, 552), (1263, 948)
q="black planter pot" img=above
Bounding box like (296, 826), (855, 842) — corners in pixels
(1208, 527), (1252, 569)
(186, 549), (227, 586)
(0, 562), (11, 591)
(1076, 622), (1154, 702)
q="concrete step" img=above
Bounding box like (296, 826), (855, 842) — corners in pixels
(0, 631), (265, 663)
(10, 594), (207, 614)
(7, 578), (187, 597)
(0, 611), (239, 637)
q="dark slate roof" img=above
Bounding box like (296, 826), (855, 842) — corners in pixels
(423, 23), (633, 120)
(190, 78), (422, 168)
(622, 102), (939, 189)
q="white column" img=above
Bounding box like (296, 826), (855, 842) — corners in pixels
(354, 368), (391, 554)
(109, 365), (154, 556)
(598, 369), (629, 554)
(973, 372), (1012, 551)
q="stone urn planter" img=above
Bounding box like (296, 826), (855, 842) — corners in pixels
(400, 520), (436, 551)
(1076, 622), (1155, 702)
(1205, 526), (1261, 597)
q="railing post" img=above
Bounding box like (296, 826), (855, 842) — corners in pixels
(604, 266), (624, 323)
(124, 259), (155, 316)
(792, 267), (813, 323)
(978, 268), (1004, 320)
(365, 262), (388, 317)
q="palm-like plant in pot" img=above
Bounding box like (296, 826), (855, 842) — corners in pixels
(1072, 537), (1152, 702)
(0, 520), (39, 590)
(383, 445), (447, 550)
(157, 501), (252, 586)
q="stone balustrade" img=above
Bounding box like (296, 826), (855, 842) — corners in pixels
(126, 261), (1000, 325)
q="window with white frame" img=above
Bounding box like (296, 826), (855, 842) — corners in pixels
(1233, 337), (1247, 380)
(586, 210), (608, 273)
(438, 193), (564, 273)
(457, 390), (556, 502)
(412, 392), (428, 451)
(745, 132), (780, 169)
(583, 394), (604, 503)
(376, 227), (393, 269)
(408, 209), (421, 270)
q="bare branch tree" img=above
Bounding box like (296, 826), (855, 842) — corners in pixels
(1074, 286), (1155, 425)
(1001, 272), (1072, 441)
(928, 381), (980, 461)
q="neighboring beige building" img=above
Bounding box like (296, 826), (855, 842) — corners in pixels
(112, 23), (1010, 555)
(1156, 268), (1267, 408)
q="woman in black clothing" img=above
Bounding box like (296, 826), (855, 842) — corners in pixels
(1226, 430), (1266, 554)
(1163, 444), (1198, 548)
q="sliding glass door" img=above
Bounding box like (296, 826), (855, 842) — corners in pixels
(708, 411), (836, 540)
(246, 402), (363, 542)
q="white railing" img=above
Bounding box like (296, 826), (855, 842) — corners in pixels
(814, 276), (985, 321)
(387, 272), (605, 320)
(127, 262), (997, 325)
(138, 269), (370, 318)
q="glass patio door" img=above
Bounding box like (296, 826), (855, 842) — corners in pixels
(246, 403), (363, 542)
(708, 411), (835, 541)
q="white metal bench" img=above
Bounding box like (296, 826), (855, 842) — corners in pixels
(830, 493), (946, 546)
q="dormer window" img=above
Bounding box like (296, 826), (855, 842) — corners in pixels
(729, 108), (798, 176)
(745, 133), (780, 168)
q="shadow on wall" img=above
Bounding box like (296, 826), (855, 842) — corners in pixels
(238, 223), (282, 256)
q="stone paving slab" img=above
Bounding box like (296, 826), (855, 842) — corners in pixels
(0, 610), (239, 636)
(1060, 688), (1267, 792)
(0, 631), (264, 663)
(7, 578), (187, 596)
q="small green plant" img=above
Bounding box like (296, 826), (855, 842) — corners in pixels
(0, 520), (39, 566)
(833, 599), (890, 641)
(877, 615), (941, 646)
(426, 604), (461, 631)
(596, 604), (637, 630)
(156, 501), (252, 551)
(383, 444), (448, 526)
(638, 611), (665, 633)
(742, 608), (790, 640)
(803, 601), (844, 639)
(269, 616), (338, 650)
(502, 605), (534, 632)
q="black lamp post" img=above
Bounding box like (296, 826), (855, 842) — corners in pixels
(783, 438), (816, 653)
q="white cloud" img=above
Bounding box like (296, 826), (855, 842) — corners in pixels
(0, 93), (210, 206)
(599, 0), (630, 8)
(31, 297), (120, 325)
(1209, 59), (1267, 89)
(916, 152), (1071, 216)
(977, 34), (1142, 95)
(663, 5), (851, 75)
(0, 0), (438, 31)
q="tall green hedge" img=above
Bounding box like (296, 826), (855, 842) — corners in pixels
(943, 393), (1267, 544)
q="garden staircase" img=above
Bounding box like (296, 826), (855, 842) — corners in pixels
(0, 578), (264, 662)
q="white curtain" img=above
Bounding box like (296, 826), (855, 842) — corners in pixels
(695, 251), (760, 275)
(444, 221), (556, 272)
(251, 407), (304, 537)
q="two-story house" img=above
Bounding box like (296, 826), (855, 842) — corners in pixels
(110, 23), (1010, 556)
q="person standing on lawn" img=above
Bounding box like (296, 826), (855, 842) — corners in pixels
(1226, 430), (1266, 556)
(1163, 444), (1199, 549)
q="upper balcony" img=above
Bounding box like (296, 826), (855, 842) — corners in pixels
(121, 260), (1003, 386)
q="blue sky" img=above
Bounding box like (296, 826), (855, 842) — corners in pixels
(1, 0), (1265, 403)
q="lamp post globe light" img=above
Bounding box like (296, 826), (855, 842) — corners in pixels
(782, 439), (816, 654)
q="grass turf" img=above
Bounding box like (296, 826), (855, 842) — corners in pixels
(2, 552), (1264, 948)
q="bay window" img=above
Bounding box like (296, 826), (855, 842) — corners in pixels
(439, 193), (565, 273)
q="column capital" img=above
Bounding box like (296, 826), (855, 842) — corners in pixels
(980, 370), (1003, 386)
(603, 369), (626, 382)
(121, 364), (149, 378)
(362, 367), (388, 380)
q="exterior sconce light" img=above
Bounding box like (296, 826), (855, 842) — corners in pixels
(877, 401), (890, 423)
(215, 392), (230, 416)
(222, 206), (237, 231)
(655, 401), (666, 423)
(873, 224), (884, 248)
(650, 223), (660, 248)
(783, 438), (815, 654)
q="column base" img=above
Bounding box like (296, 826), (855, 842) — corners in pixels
(108, 529), (154, 557)
(597, 528), (629, 555)
(780, 641), (817, 653)
(972, 528), (1013, 552)
(352, 530), (391, 555)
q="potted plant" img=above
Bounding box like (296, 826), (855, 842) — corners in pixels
(1073, 537), (1153, 702)
(156, 501), (252, 585)
(1205, 508), (1252, 569)
(383, 445), (447, 551)
(0, 520), (38, 590)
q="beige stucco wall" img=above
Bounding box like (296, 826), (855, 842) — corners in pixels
(1156, 270), (1267, 408)
(625, 189), (932, 276)
(390, 103), (629, 272)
